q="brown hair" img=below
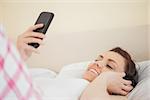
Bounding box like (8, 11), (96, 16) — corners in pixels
(110, 47), (138, 87)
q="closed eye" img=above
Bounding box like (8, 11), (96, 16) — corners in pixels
(106, 64), (113, 69)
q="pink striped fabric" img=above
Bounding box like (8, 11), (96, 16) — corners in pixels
(0, 32), (41, 100)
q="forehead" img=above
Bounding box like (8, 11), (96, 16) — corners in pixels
(101, 51), (126, 70)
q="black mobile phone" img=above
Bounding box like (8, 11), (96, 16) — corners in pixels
(28, 12), (54, 48)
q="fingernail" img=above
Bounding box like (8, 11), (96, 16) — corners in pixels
(38, 23), (44, 27)
(41, 24), (44, 27)
(122, 72), (126, 76)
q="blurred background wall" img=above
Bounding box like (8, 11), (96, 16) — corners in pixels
(0, 0), (148, 72)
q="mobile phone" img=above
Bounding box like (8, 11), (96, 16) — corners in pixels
(28, 12), (54, 48)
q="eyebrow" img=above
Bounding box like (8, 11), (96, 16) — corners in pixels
(108, 59), (117, 64)
(99, 55), (103, 58)
(108, 59), (119, 69)
(99, 55), (118, 67)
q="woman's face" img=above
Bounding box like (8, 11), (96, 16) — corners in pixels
(83, 51), (126, 82)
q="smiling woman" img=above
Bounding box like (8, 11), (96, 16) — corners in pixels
(83, 47), (138, 95)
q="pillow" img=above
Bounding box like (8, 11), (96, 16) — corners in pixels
(56, 61), (91, 78)
(29, 68), (57, 79)
(57, 60), (150, 100)
(128, 61), (150, 100)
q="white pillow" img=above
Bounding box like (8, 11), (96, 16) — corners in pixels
(29, 68), (57, 79)
(57, 60), (150, 100)
(128, 61), (150, 100)
(56, 61), (91, 78)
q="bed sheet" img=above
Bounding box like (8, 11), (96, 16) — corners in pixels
(34, 78), (88, 100)
(29, 68), (89, 100)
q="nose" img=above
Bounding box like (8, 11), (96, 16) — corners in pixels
(95, 60), (108, 72)
(95, 60), (105, 68)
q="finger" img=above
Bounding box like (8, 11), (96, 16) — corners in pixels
(118, 72), (126, 77)
(122, 84), (133, 92)
(25, 45), (40, 54)
(23, 32), (45, 39)
(23, 37), (43, 45)
(119, 90), (128, 96)
(122, 79), (132, 85)
(28, 24), (44, 31)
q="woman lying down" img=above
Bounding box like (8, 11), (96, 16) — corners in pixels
(32, 47), (138, 100)
(0, 24), (138, 100)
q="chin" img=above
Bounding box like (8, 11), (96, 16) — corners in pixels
(83, 74), (96, 82)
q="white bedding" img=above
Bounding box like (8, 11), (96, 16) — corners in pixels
(29, 68), (89, 100)
(29, 68), (57, 79)
(29, 60), (150, 100)
(36, 78), (88, 100)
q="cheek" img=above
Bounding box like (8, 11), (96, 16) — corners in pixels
(101, 67), (111, 72)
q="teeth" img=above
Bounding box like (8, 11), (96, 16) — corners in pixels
(89, 69), (99, 76)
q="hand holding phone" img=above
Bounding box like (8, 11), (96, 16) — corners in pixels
(28, 12), (54, 48)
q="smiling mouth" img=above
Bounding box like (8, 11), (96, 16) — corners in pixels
(88, 68), (99, 76)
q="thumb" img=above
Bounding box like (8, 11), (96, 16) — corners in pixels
(28, 24), (44, 31)
(118, 72), (126, 77)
